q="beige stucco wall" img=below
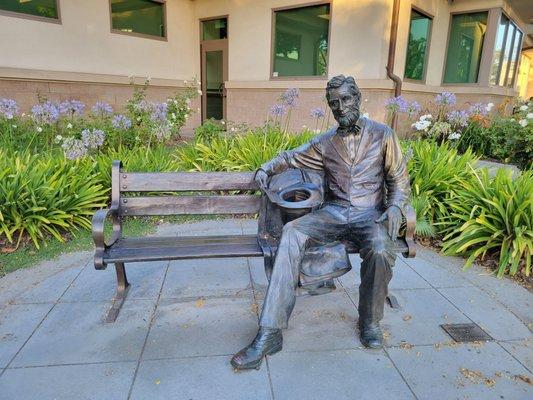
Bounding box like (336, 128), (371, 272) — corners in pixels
(0, 0), (197, 80)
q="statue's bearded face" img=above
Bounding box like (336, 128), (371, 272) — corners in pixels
(327, 83), (361, 129)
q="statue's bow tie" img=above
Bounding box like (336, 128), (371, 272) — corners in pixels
(337, 124), (361, 137)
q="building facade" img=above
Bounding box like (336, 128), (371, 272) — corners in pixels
(0, 0), (532, 132)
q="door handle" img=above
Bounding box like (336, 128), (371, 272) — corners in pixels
(218, 82), (226, 98)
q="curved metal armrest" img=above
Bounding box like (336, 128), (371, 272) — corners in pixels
(92, 207), (121, 270)
(402, 204), (416, 258)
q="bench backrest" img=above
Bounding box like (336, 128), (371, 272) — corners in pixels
(110, 161), (260, 216)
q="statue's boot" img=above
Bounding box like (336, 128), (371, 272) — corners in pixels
(359, 322), (383, 349)
(231, 327), (282, 370)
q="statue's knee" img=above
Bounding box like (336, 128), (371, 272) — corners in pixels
(281, 221), (308, 246)
(282, 220), (299, 234)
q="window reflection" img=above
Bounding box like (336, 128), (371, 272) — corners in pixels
(0, 0), (58, 19)
(443, 12), (488, 84)
(405, 9), (432, 81)
(489, 14), (523, 87)
(273, 4), (330, 77)
(111, 0), (165, 38)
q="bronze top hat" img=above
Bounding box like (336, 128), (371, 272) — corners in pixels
(263, 169), (324, 217)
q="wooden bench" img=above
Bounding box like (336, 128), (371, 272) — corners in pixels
(92, 160), (416, 322)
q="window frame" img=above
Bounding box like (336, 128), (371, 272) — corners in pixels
(0, 0), (61, 24)
(441, 9), (491, 87)
(490, 10), (523, 88)
(109, 0), (167, 41)
(270, 1), (332, 81)
(403, 6), (433, 84)
(200, 15), (229, 42)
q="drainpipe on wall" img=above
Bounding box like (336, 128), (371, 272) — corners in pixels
(386, 0), (402, 129)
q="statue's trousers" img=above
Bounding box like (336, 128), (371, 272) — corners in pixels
(259, 204), (396, 329)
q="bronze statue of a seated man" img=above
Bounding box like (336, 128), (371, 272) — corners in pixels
(231, 75), (411, 370)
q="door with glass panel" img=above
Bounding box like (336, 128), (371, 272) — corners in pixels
(200, 18), (228, 121)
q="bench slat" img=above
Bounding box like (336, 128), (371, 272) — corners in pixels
(119, 195), (261, 216)
(112, 234), (257, 249)
(103, 234), (263, 263)
(121, 172), (257, 192)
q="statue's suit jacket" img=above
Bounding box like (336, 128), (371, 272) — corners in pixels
(261, 116), (411, 214)
(257, 117), (411, 289)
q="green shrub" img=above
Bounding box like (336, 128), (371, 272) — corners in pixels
(456, 121), (492, 156)
(407, 140), (478, 233)
(456, 115), (532, 170)
(93, 145), (178, 187)
(410, 194), (436, 238)
(0, 150), (108, 248)
(194, 119), (224, 143)
(441, 168), (532, 277)
(175, 125), (315, 172)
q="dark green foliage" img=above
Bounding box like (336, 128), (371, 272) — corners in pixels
(441, 169), (532, 277)
(194, 119), (224, 143)
(457, 117), (532, 170)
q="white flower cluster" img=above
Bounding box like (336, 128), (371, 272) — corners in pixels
(448, 132), (461, 140)
(517, 102), (532, 127)
(412, 114), (432, 131)
(486, 103), (494, 112)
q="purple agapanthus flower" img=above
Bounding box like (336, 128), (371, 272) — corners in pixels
(310, 107), (326, 119)
(405, 101), (422, 117)
(62, 137), (87, 160)
(31, 101), (60, 124)
(92, 102), (113, 117)
(435, 92), (456, 107)
(81, 128), (105, 149)
(150, 102), (168, 123)
(59, 100), (85, 117)
(111, 114), (132, 130)
(281, 88), (299, 107)
(270, 104), (286, 117)
(468, 103), (489, 117)
(447, 110), (470, 128)
(0, 98), (19, 120)
(385, 96), (408, 113)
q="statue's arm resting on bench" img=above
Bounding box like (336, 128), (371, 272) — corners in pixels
(383, 127), (415, 257)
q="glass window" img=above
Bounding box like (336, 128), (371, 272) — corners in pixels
(443, 12), (488, 84)
(499, 23), (515, 86)
(404, 9), (432, 81)
(507, 30), (522, 86)
(111, 0), (165, 38)
(489, 13), (523, 87)
(273, 4), (330, 77)
(490, 14), (509, 85)
(0, 0), (58, 20)
(202, 18), (228, 40)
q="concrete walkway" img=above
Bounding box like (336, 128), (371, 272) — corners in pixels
(0, 219), (531, 400)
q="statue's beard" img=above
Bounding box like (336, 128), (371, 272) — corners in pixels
(334, 107), (360, 129)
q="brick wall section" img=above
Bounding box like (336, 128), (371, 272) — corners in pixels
(0, 79), (202, 131)
(0, 78), (513, 137)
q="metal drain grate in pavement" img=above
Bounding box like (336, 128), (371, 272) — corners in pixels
(440, 323), (493, 342)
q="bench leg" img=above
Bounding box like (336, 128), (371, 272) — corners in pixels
(106, 262), (130, 323)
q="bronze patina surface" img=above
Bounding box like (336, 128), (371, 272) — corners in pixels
(232, 75), (413, 370)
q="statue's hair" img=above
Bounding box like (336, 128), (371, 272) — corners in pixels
(326, 75), (361, 102)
